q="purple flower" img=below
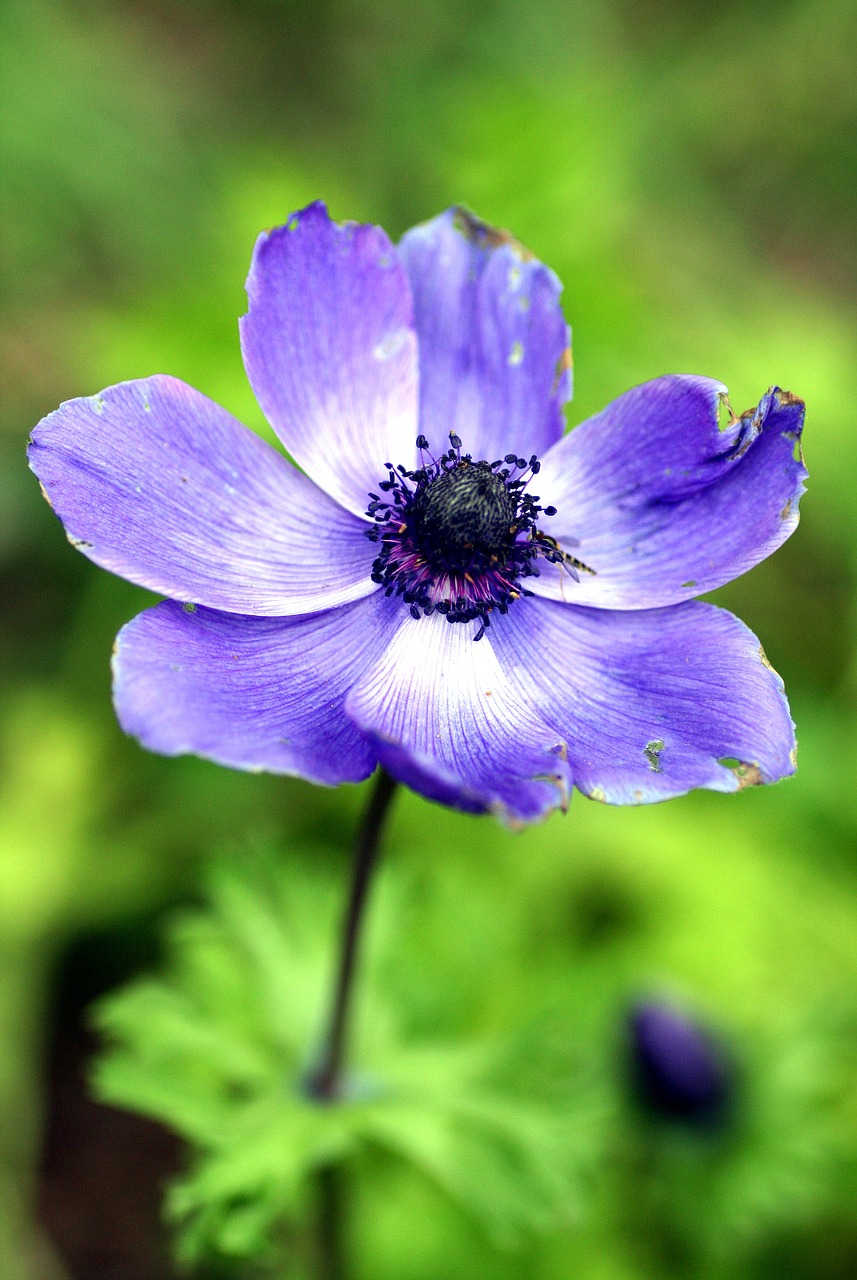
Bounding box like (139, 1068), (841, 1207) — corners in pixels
(628, 1000), (733, 1127)
(28, 203), (806, 824)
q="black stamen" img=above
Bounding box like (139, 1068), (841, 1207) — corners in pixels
(363, 433), (586, 637)
(409, 461), (516, 559)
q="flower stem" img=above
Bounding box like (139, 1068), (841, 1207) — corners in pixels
(308, 768), (398, 1101)
(316, 1163), (345, 1280)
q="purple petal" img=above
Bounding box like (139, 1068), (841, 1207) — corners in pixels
(531, 378), (807, 608)
(345, 606), (571, 824)
(112, 594), (399, 784)
(28, 376), (377, 615)
(397, 207), (571, 463)
(490, 596), (796, 804)
(240, 202), (419, 518)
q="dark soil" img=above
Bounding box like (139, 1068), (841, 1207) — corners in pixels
(36, 925), (183, 1280)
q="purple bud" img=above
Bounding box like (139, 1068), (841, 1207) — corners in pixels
(628, 1000), (732, 1127)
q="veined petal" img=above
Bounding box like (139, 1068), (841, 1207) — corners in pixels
(112, 594), (397, 784)
(490, 596), (796, 804)
(398, 208), (571, 463)
(345, 606), (570, 824)
(531, 377), (807, 608)
(240, 202), (419, 518)
(28, 376), (377, 615)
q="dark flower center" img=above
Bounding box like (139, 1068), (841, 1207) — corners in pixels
(365, 433), (588, 641)
(409, 461), (517, 559)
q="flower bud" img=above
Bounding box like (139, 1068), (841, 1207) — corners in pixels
(628, 999), (732, 1127)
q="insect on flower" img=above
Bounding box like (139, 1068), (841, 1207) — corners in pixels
(29, 203), (807, 824)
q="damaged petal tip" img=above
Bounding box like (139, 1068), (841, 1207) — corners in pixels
(719, 758), (765, 789)
(451, 206), (536, 261)
(757, 644), (778, 674)
(773, 388), (805, 409)
(717, 390), (738, 427)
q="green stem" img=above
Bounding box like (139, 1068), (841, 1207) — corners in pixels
(316, 1163), (345, 1280)
(308, 768), (398, 1099)
(307, 770), (398, 1280)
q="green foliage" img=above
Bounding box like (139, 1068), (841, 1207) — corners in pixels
(93, 849), (600, 1268)
(90, 816), (857, 1278)
(599, 1011), (856, 1277)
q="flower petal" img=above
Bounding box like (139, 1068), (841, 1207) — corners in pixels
(345, 606), (571, 824)
(112, 594), (398, 784)
(397, 207), (571, 463)
(490, 595), (796, 804)
(531, 378), (807, 608)
(240, 202), (419, 518)
(28, 375), (378, 615)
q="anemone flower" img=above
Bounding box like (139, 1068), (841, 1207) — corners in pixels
(29, 203), (806, 825)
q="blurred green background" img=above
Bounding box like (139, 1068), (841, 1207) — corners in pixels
(2, 0), (856, 1276)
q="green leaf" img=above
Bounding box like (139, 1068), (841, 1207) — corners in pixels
(91, 847), (603, 1265)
